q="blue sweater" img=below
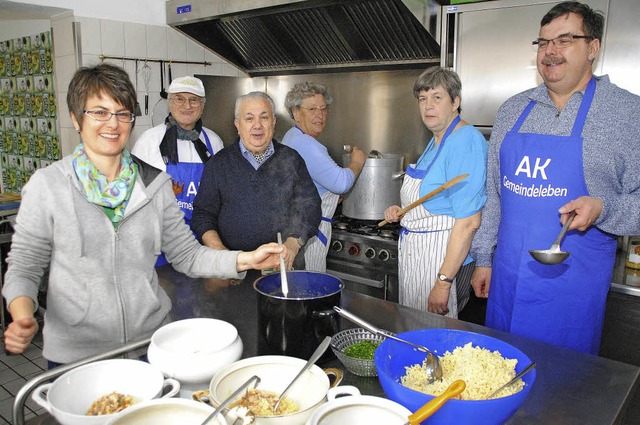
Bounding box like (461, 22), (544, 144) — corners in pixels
(471, 75), (640, 267)
(192, 140), (322, 251)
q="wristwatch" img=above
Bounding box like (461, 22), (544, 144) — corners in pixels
(437, 273), (454, 283)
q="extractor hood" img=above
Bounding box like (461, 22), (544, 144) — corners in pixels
(166, 0), (441, 76)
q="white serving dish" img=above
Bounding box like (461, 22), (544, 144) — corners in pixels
(209, 355), (336, 425)
(31, 359), (180, 425)
(105, 398), (225, 425)
(147, 318), (243, 396)
(305, 386), (412, 425)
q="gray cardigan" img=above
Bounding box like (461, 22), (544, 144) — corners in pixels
(3, 154), (244, 363)
(471, 75), (640, 268)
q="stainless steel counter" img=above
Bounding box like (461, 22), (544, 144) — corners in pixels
(23, 266), (640, 424)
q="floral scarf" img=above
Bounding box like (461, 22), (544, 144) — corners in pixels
(72, 144), (136, 223)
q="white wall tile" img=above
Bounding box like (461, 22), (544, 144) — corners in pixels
(146, 25), (167, 59)
(169, 63), (188, 80)
(59, 127), (81, 156)
(77, 17), (101, 55)
(186, 39), (204, 62)
(80, 54), (102, 68)
(56, 92), (72, 128)
(124, 23), (147, 58)
(100, 20), (124, 57)
(54, 54), (78, 96)
(167, 29), (187, 62)
(51, 12), (75, 58)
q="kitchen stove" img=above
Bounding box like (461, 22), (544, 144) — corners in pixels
(326, 213), (400, 302)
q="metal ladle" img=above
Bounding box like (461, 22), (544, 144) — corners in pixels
(200, 375), (260, 425)
(334, 307), (443, 383)
(273, 336), (332, 413)
(529, 211), (576, 265)
(487, 362), (536, 399)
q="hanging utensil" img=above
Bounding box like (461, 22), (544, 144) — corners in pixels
(334, 307), (443, 383)
(276, 232), (289, 297)
(200, 375), (260, 425)
(273, 336), (332, 413)
(405, 380), (466, 424)
(134, 59), (142, 117)
(152, 60), (169, 126)
(167, 61), (173, 84)
(378, 173), (469, 226)
(141, 61), (151, 115)
(159, 60), (167, 99)
(529, 211), (576, 265)
(487, 362), (536, 399)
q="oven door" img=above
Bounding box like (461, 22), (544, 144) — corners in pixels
(326, 257), (398, 303)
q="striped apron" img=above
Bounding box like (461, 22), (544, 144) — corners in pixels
(304, 191), (340, 272)
(399, 172), (458, 317)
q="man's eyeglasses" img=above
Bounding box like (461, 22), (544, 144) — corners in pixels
(83, 110), (135, 123)
(170, 96), (204, 107)
(532, 34), (594, 50)
(299, 106), (329, 115)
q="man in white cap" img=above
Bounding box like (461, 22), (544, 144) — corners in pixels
(132, 76), (223, 265)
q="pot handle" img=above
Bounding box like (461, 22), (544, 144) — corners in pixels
(323, 367), (344, 388)
(392, 171), (406, 179)
(31, 383), (53, 414)
(326, 385), (360, 401)
(159, 378), (181, 398)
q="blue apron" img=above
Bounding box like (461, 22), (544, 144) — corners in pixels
(157, 131), (214, 266)
(489, 78), (616, 354)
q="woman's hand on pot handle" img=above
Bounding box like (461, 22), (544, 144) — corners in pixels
(282, 237), (301, 270)
(236, 243), (286, 271)
(384, 205), (402, 223)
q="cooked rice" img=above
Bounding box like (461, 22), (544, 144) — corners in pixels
(401, 342), (524, 400)
(229, 388), (299, 416)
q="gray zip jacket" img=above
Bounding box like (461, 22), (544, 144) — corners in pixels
(3, 154), (244, 363)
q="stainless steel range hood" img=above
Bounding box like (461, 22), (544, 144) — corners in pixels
(166, 0), (441, 76)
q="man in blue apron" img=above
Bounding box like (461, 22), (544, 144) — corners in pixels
(470, 2), (640, 354)
(132, 76), (224, 265)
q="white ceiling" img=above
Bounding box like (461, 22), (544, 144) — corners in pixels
(0, 0), (70, 20)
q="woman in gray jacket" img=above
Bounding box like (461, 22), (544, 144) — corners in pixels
(2, 64), (284, 365)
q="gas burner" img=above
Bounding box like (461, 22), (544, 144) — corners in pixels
(350, 225), (380, 236)
(335, 222), (348, 230)
(379, 229), (395, 239)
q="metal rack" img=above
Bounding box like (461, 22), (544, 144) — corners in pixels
(98, 54), (212, 66)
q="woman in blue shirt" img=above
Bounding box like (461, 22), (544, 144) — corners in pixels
(383, 67), (487, 318)
(282, 82), (366, 272)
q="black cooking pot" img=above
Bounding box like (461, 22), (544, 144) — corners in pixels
(254, 271), (343, 361)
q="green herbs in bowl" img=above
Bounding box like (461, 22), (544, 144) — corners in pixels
(331, 328), (387, 377)
(344, 340), (381, 360)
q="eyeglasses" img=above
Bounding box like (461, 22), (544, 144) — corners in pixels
(83, 109), (135, 123)
(532, 34), (594, 50)
(299, 106), (329, 115)
(170, 96), (205, 107)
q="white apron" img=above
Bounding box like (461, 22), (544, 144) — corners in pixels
(304, 191), (340, 272)
(399, 173), (458, 317)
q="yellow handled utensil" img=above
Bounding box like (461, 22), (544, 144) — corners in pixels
(405, 380), (466, 425)
(378, 173), (469, 227)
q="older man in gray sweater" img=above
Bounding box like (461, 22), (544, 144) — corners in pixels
(470, 1), (640, 354)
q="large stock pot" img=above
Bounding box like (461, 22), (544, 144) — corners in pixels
(341, 153), (404, 220)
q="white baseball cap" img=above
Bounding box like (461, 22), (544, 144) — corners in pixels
(168, 76), (205, 97)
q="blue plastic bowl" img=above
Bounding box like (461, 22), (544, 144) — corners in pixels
(374, 329), (536, 425)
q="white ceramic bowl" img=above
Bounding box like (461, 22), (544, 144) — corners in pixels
(147, 318), (243, 390)
(32, 359), (180, 425)
(305, 386), (412, 425)
(209, 355), (335, 425)
(105, 398), (225, 425)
